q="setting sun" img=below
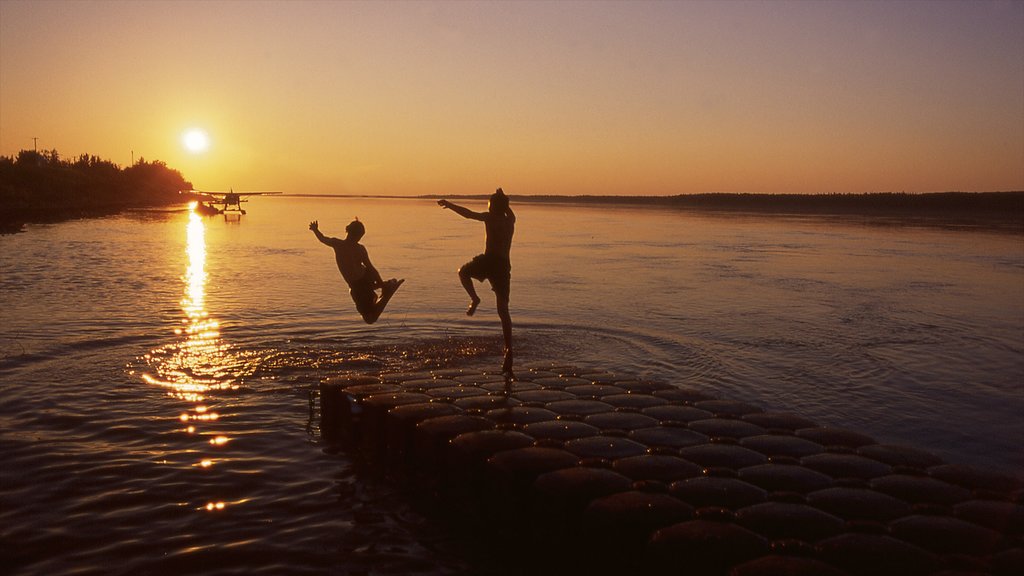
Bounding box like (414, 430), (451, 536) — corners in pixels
(182, 129), (210, 153)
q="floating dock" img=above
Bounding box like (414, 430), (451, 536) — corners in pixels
(319, 363), (1023, 576)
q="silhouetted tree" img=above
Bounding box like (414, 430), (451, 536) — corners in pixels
(0, 149), (192, 230)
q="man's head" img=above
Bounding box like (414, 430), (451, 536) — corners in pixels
(345, 219), (365, 241)
(488, 187), (509, 214)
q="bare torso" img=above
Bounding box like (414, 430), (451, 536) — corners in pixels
(328, 238), (370, 286)
(484, 212), (515, 259)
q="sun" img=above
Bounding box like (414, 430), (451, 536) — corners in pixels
(182, 129), (210, 153)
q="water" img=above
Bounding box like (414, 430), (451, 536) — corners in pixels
(1, 196), (1022, 575)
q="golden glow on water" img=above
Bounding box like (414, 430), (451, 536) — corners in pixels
(184, 203), (206, 319)
(143, 204), (236, 399)
(139, 203), (240, 511)
(180, 411), (219, 422)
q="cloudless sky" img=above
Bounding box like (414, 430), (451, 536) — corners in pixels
(1, 0), (1021, 196)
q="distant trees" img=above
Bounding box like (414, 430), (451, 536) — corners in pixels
(0, 149), (192, 228)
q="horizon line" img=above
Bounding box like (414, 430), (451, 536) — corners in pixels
(281, 191), (1024, 199)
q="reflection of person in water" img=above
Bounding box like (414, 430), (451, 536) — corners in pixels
(438, 188), (516, 374)
(309, 219), (403, 324)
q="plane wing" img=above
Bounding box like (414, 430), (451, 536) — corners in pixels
(190, 190), (283, 198)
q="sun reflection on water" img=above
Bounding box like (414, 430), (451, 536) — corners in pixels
(140, 203), (238, 511)
(142, 203), (237, 400)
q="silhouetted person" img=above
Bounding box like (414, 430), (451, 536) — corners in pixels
(310, 219), (403, 324)
(438, 188), (516, 374)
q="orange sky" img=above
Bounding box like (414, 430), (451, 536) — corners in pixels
(1, 0), (1021, 196)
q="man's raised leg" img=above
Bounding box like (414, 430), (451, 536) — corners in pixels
(458, 266), (481, 316)
(362, 279), (404, 324)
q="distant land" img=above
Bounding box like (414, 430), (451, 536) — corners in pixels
(298, 191), (1024, 232)
(2, 149), (1021, 233)
(0, 149), (191, 233)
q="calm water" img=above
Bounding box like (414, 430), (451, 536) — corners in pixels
(2, 196), (1022, 575)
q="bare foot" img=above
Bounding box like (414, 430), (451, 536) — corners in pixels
(466, 298), (480, 316)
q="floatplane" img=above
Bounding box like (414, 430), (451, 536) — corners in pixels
(185, 189), (282, 218)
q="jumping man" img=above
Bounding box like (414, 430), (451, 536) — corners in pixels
(310, 219), (404, 324)
(438, 188), (516, 373)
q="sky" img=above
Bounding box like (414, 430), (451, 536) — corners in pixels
(1, 0), (1022, 196)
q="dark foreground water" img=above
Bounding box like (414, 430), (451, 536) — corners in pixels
(1, 197), (1021, 575)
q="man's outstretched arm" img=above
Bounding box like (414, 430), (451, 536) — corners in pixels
(437, 200), (485, 221)
(309, 220), (336, 245)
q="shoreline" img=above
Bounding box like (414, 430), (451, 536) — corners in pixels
(4, 192), (1021, 235)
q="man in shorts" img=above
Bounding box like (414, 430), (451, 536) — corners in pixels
(438, 188), (516, 373)
(310, 219), (403, 324)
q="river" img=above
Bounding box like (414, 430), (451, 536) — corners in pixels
(1, 196), (1021, 575)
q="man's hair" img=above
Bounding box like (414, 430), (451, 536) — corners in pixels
(345, 219), (365, 240)
(489, 188), (509, 212)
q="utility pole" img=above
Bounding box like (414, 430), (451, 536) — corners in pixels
(32, 137), (38, 152)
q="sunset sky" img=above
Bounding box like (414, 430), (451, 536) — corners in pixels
(1, 0), (1021, 196)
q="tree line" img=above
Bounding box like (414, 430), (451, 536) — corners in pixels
(0, 149), (192, 231)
